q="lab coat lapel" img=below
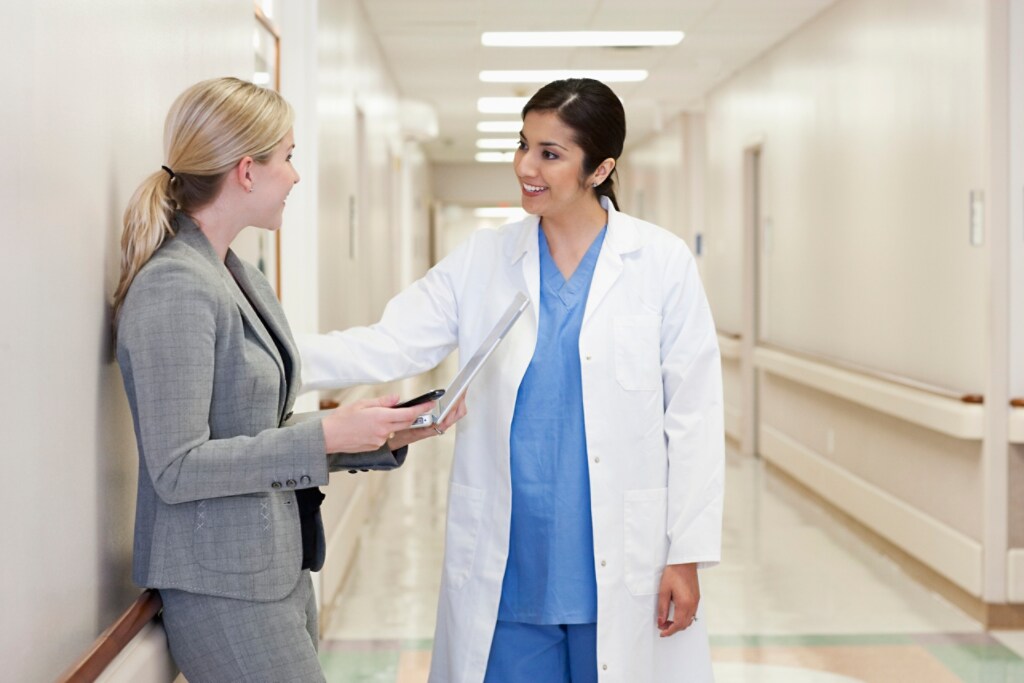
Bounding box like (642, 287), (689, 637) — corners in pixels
(582, 198), (638, 328)
(508, 213), (542, 319)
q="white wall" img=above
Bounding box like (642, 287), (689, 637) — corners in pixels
(703, 0), (987, 394)
(0, 0), (437, 677)
(0, 2), (253, 681)
(432, 162), (522, 207)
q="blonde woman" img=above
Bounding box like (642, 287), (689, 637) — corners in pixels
(113, 77), (460, 682)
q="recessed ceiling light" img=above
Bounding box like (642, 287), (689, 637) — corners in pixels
(476, 138), (520, 150)
(475, 152), (516, 163)
(480, 69), (648, 83)
(481, 31), (683, 48)
(478, 97), (530, 114)
(477, 121), (523, 133)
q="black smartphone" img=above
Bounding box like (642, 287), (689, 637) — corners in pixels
(393, 389), (445, 408)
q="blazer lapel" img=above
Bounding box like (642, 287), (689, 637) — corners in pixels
(224, 252), (292, 414)
(173, 215), (290, 414)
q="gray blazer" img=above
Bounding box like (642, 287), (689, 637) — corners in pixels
(117, 214), (404, 602)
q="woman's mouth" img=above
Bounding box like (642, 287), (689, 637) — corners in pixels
(522, 182), (547, 196)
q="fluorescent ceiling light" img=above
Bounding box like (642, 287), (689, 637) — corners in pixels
(481, 31), (683, 48)
(477, 121), (523, 133)
(474, 207), (527, 219)
(478, 97), (530, 114)
(475, 152), (516, 163)
(476, 138), (520, 150)
(480, 69), (648, 83)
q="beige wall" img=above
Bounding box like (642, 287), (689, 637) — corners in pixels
(1, 1), (435, 679)
(1, 2), (252, 681)
(704, 0), (987, 394)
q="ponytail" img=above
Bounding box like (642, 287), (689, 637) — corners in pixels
(111, 171), (176, 324)
(594, 174), (620, 211)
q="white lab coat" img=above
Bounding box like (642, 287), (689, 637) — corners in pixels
(300, 198), (724, 683)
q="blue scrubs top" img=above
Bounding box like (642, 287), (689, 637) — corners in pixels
(498, 225), (607, 625)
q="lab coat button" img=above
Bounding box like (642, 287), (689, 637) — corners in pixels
(271, 481), (282, 489)
(593, 456), (600, 463)
(602, 664), (608, 671)
(601, 559), (607, 567)
(585, 354), (592, 361)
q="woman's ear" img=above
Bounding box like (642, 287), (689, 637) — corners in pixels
(590, 158), (616, 186)
(232, 156), (255, 193)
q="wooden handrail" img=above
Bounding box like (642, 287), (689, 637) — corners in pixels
(56, 589), (163, 683)
(1011, 398), (1024, 408)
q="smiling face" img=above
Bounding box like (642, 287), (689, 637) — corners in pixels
(514, 110), (609, 221)
(250, 129), (299, 230)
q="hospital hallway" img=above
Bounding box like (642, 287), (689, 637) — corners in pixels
(13, 1), (1024, 681)
(316, 436), (1024, 682)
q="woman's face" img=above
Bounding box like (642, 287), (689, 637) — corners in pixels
(514, 110), (599, 220)
(251, 129), (299, 230)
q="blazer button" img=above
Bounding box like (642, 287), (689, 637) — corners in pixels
(286, 479), (297, 488)
(300, 475), (311, 485)
(348, 469), (357, 474)
(271, 481), (282, 489)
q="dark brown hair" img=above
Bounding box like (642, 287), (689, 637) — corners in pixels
(522, 78), (626, 210)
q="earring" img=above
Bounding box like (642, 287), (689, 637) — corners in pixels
(249, 185), (254, 193)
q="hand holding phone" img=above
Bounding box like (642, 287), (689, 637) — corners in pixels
(393, 389), (445, 409)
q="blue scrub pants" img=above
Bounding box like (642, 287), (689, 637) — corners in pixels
(483, 621), (598, 683)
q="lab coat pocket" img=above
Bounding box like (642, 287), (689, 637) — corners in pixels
(193, 494), (274, 574)
(613, 315), (662, 391)
(443, 482), (487, 590)
(624, 487), (669, 596)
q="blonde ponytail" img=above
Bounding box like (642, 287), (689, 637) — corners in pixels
(112, 171), (176, 321)
(111, 77), (293, 328)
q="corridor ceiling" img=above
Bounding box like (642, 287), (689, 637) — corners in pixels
(360, 0), (837, 163)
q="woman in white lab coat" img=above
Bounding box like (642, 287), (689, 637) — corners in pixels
(300, 79), (723, 683)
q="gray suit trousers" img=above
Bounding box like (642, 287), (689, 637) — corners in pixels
(160, 570), (325, 683)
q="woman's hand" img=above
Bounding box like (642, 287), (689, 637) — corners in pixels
(320, 395), (434, 454)
(387, 395), (468, 450)
(657, 562), (700, 637)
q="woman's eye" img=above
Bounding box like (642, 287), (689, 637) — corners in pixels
(543, 151), (558, 160)
(517, 140), (527, 150)
(286, 154), (293, 162)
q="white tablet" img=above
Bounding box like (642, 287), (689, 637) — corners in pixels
(411, 291), (530, 428)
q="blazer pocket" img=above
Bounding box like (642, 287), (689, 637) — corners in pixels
(443, 483), (486, 590)
(623, 487), (670, 596)
(193, 494), (274, 574)
(613, 315), (662, 391)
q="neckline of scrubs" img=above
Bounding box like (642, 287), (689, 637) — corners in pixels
(538, 224), (608, 308)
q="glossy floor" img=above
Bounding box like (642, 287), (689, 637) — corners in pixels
(319, 437), (1024, 682)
